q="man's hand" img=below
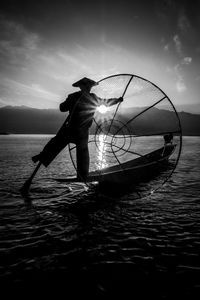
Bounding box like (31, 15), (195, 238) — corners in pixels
(107, 96), (123, 106)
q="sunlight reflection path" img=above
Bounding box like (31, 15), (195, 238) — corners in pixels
(96, 134), (108, 170)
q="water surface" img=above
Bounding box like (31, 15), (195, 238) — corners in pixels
(0, 135), (200, 298)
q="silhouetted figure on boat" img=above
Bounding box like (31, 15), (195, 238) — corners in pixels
(164, 133), (173, 145)
(32, 77), (123, 180)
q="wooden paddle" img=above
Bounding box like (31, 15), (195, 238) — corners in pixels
(20, 161), (42, 196)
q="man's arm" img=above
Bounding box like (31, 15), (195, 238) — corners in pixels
(60, 93), (77, 112)
(91, 93), (123, 108)
(107, 97), (123, 106)
(60, 98), (70, 112)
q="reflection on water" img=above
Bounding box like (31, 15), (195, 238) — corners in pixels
(0, 136), (200, 298)
(96, 134), (108, 170)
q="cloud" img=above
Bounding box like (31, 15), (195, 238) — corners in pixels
(182, 56), (192, 65)
(1, 77), (59, 101)
(174, 60), (191, 93)
(30, 83), (60, 100)
(176, 79), (186, 93)
(0, 97), (7, 107)
(58, 51), (93, 74)
(164, 44), (169, 51)
(172, 33), (192, 93)
(0, 16), (40, 67)
(60, 52), (85, 71)
(177, 9), (191, 34)
(173, 34), (182, 56)
(36, 49), (94, 91)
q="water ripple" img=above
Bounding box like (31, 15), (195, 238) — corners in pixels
(0, 136), (200, 298)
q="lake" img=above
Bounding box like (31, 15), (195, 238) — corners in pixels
(0, 135), (200, 298)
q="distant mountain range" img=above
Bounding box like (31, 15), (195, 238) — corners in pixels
(0, 105), (200, 136)
(160, 103), (200, 115)
(0, 106), (66, 134)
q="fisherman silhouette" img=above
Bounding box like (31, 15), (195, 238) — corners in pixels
(32, 77), (123, 180)
(164, 133), (173, 145)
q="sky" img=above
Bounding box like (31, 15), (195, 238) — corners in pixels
(0, 0), (200, 110)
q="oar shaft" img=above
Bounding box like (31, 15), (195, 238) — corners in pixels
(29, 161), (42, 182)
(20, 161), (42, 195)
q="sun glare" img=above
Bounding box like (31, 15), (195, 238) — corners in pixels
(96, 104), (108, 114)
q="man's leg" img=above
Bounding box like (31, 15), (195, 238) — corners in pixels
(32, 131), (70, 167)
(76, 140), (89, 180)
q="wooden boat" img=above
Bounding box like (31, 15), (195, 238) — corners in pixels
(56, 144), (176, 185)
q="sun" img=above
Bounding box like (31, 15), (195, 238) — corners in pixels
(96, 104), (109, 114)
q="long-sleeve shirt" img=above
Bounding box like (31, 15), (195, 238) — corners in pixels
(60, 91), (120, 135)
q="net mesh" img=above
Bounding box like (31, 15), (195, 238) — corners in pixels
(69, 74), (182, 198)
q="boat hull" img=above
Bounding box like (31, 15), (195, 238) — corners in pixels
(55, 144), (176, 186)
(88, 144), (176, 184)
